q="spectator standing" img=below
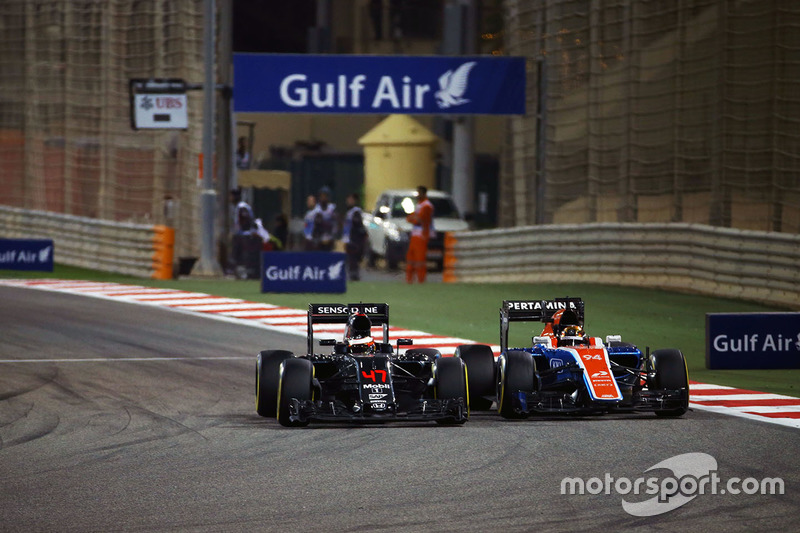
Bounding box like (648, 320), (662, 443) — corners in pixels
(229, 187), (259, 279)
(303, 194), (318, 250)
(343, 193), (368, 281)
(236, 136), (250, 169)
(273, 213), (288, 250)
(230, 187), (254, 233)
(311, 187), (338, 252)
(405, 185), (434, 283)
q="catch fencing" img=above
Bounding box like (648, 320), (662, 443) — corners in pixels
(0, 0), (205, 259)
(501, 0), (800, 233)
(443, 223), (800, 307)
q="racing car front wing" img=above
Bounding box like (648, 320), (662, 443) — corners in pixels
(509, 387), (688, 416)
(286, 398), (467, 424)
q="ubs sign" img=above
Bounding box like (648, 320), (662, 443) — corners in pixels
(233, 54), (525, 115)
(706, 313), (800, 369)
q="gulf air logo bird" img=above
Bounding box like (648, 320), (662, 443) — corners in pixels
(435, 61), (477, 109)
(328, 260), (344, 280)
(39, 246), (52, 263)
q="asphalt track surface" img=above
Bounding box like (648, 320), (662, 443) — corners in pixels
(0, 287), (797, 532)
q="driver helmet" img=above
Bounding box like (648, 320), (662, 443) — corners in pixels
(558, 325), (587, 347)
(344, 312), (374, 354)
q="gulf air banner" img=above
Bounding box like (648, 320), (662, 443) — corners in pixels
(0, 239), (54, 272)
(706, 313), (800, 369)
(233, 53), (525, 115)
(262, 252), (346, 294)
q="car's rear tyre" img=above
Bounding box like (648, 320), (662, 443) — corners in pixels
(255, 350), (294, 417)
(277, 358), (314, 427)
(434, 356), (469, 425)
(651, 348), (689, 417)
(498, 350), (536, 419)
(455, 344), (496, 411)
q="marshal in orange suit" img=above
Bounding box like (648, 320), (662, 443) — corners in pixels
(405, 185), (434, 283)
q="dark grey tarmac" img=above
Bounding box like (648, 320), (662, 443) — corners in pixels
(0, 287), (797, 532)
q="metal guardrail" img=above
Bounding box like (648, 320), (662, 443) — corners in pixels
(0, 206), (173, 278)
(444, 223), (800, 307)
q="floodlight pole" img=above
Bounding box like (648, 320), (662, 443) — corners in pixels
(192, 0), (222, 276)
(445, 0), (477, 223)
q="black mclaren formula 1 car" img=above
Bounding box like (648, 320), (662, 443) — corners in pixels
(255, 303), (469, 427)
(456, 298), (689, 419)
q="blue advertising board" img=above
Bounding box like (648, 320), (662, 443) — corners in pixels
(706, 313), (800, 369)
(261, 251), (346, 293)
(234, 53), (525, 115)
(0, 239), (54, 272)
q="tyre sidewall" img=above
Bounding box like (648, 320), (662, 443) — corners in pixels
(277, 358), (313, 427)
(256, 350), (294, 417)
(455, 344), (496, 410)
(498, 350), (536, 419)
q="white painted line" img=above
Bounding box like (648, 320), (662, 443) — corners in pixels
(0, 356), (253, 363)
(727, 405), (800, 413)
(690, 383), (737, 390)
(166, 299), (246, 308)
(174, 303), (277, 312)
(58, 284), (157, 291)
(259, 318), (308, 326)
(117, 292), (214, 300)
(52, 284), (141, 292)
(690, 403), (800, 429)
(690, 393), (794, 402)
(245, 308), (307, 317)
(218, 307), (287, 317)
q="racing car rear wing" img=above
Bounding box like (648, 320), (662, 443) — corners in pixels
(307, 303), (390, 353)
(500, 298), (584, 352)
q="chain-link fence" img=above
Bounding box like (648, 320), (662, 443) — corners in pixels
(0, 0), (206, 258)
(501, 0), (800, 233)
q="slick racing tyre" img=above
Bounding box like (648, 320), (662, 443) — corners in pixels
(498, 350), (536, 419)
(255, 350), (293, 417)
(455, 344), (496, 411)
(277, 358), (314, 427)
(650, 349), (689, 417)
(434, 356), (469, 425)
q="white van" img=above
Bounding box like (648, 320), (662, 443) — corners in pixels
(362, 189), (469, 270)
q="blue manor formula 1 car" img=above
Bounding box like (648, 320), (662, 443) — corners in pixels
(255, 303), (469, 427)
(455, 298), (689, 419)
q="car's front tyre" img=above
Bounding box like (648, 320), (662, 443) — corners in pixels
(255, 350), (294, 417)
(650, 348), (689, 417)
(277, 358), (314, 427)
(434, 356), (469, 424)
(497, 350), (536, 419)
